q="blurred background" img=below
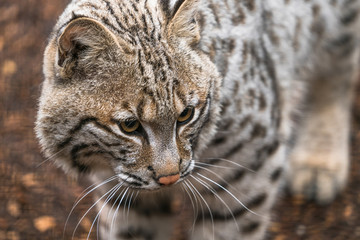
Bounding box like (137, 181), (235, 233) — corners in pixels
(1, 0), (360, 239)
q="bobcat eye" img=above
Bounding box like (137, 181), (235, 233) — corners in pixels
(177, 107), (194, 124)
(120, 120), (140, 133)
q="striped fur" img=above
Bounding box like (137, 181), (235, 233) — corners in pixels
(36, 0), (360, 239)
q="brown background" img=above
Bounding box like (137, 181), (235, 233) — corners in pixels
(1, 0), (360, 239)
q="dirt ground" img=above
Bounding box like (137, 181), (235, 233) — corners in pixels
(1, 1), (360, 239)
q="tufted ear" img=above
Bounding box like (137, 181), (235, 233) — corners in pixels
(163, 0), (201, 45)
(57, 17), (131, 78)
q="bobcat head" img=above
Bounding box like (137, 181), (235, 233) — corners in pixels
(36, 0), (221, 190)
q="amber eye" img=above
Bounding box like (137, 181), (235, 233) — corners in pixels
(177, 107), (194, 124)
(120, 120), (140, 133)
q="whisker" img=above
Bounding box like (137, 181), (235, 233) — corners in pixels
(37, 148), (66, 168)
(126, 190), (135, 220)
(186, 178), (215, 240)
(193, 165), (240, 195)
(181, 182), (198, 233)
(122, 189), (131, 222)
(107, 188), (126, 227)
(194, 163), (262, 201)
(72, 182), (120, 239)
(89, 182), (123, 240)
(110, 187), (129, 237)
(133, 190), (140, 203)
(96, 182), (125, 239)
(105, 176), (130, 222)
(184, 180), (204, 230)
(197, 158), (255, 173)
(191, 175), (240, 231)
(195, 162), (240, 170)
(64, 175), (118, 239)
(129, 190), (140, 219)
(197, 173), (265, 218)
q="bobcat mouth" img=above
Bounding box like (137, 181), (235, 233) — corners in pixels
(116, 160), (194, 190)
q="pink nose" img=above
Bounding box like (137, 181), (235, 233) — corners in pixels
(158, 174), (180, 186)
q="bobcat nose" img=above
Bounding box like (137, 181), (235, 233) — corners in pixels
(158, 173), (180, 186)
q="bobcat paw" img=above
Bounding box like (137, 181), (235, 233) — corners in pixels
(288, 153), (349, 205)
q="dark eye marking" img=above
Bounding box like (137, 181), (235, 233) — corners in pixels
(70, 143), (127, 163)
(57, 117), (120, 150)
(87, 130), (122, 147)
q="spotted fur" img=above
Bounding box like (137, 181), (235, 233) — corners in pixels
(36, 0), (360, 239)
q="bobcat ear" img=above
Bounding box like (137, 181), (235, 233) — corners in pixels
(164, 0), (201, 45)
(57, 17), (132, 77)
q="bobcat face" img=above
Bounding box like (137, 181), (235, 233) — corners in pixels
(36, 2), (221, 190)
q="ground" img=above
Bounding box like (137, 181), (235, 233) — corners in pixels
(1, 0), (360, 239)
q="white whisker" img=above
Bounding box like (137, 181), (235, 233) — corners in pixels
(89, 183), (122, 240)
(197, 173), (265, 219)
(186, 178), (215, 240)
(198, 158), (255, 173)
(191, 174), (240, 231)
(106, 176), (130, 224)
(123, 189), (131, 222)
(37, 148), (66, 168)
(133, 190), (140, 203)
(106, 187), (125, 223)
(110, 187), (129, 237)
(193, 165), (239, 195)
(126, 190), (135, 219)
(195, 162), (240, 170)
(64, 175), (118, 239)
(181, 182), (198, 233)
(184, 180), (204, 229)
(96, 182), (125, 239)
(107, 188), (126, 229)
(72, 182), (120, 239)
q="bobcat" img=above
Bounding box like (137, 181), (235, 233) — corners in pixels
(35, 0), (360, 239)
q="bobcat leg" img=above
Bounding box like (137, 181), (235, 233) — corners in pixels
(288, 49), (359, 204)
